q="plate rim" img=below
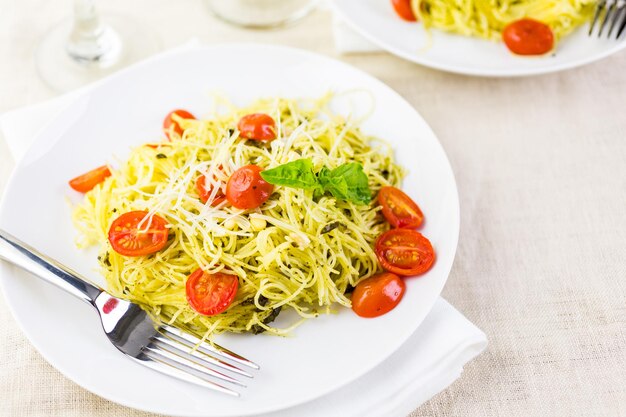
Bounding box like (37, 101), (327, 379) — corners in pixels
(0, 42), (460, 416)
(331, 0), (626, 77)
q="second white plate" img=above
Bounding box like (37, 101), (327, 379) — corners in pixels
(333, 0), (626, 77)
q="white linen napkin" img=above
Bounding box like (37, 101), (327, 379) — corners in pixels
(0, 43), (487, 416)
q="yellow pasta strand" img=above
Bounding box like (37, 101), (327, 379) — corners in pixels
(72, 94), (404, 340)
(412, 0), (595, 41)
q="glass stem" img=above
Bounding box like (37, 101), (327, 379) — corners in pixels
(66, 0), (120, 66)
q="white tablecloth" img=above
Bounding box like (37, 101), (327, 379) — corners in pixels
(1, 1), (625, 416)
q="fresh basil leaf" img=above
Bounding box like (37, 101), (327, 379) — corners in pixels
(260, 159), (319, 189)
(317, 166), (332, 187)
(319, 163), (371, 205)
(260, 159), (372, 205)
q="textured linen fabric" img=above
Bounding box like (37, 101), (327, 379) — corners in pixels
(1, 0), (626, 416)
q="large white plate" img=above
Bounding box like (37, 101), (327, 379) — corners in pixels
(0, 44), (459, 416)
(333, 0), (626, 77)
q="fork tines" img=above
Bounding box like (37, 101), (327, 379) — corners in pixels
(141, 325), (260, 397)
(589, 0), (626, 39)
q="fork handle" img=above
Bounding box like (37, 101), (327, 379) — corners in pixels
(0, 229), (102, 305)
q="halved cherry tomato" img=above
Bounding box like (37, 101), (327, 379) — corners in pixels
(108, 211), (169, 257)
(226, 165), (274, 209)
(186, 268), (239, 316)
(391, 0), (417, 22)
(237, 113), (277, 141)
(375, 229), (435, 276)
(502, 18), (554, 56)
(69, 165), (111, 193)
(163, 109), (195, 139)
(352, 272), (405, 318)
(378, 186), (424, 228)
(196, 174), (226, 206)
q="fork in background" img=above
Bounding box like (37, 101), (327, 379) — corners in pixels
(0, 229), (259, 397)
(589, 0), (626, 39)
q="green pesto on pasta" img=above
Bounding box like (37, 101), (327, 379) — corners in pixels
(72, 94), (404, 340)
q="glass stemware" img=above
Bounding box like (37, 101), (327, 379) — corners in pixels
(36, 0), (160, 92)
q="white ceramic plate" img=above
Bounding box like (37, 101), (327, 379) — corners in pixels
(332, 0), (626, 77)
(0, 44), (459, 416)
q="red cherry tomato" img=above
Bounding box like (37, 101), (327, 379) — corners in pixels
(502, 18), (554, 56)
(391, 0), (417, 22)
(375, 229), (435, 276)
(196, 174), (226, 206)
(163, 109), (195, 139)
(186, 268), (239, 316)
(378, 186), (424, 228)
(226, 165), (274, 209)
(69, 165), (111, 193)
(108, 211), (169, 257)
(145, 143), (171, 149)
(352, 272), (406, 318)
(237, 113), (277, 141)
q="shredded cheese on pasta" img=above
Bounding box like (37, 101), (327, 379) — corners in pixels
(72, 94), (404, 339)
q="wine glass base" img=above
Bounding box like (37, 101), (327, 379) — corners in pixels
(36, 13), (160, 92)
(205, 0), (318, 29)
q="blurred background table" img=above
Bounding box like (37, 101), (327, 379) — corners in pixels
(1, 0), (625, 416)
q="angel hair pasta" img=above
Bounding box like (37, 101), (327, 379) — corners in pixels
(72, 94), (404, 340)
(412, 0), (595, 41)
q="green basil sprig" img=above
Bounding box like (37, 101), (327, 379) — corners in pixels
(260, 158), (372, 205)
(259, 159), (319, 189)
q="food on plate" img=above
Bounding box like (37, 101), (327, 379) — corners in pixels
(502, 18), (554, 56)
(391, 0), (418, 22)
(71, 95), (435, 339)
(351, 272), (405, 318)
(237, 113), (277, 141)
(226, 165), (274, 209)
(107, 211), (169, 257)
(163, 109), (195, 140)
(186, 268), (239, 316)
(69, 165), (112, 192)
(378, 186), (424, 228)
(375, 229), (435, 276)
(390, 0), (594, 55)
(196, 173), (226, 206)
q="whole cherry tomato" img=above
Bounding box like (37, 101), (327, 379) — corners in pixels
(237, 113), (277, 141)
(503, 18), (554, 55)
(352, 272), (406, 318)
(226, 165), (274, 209)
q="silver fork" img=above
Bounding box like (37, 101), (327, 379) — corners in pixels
(0, 229), (258, 397)
(589, 0), (626, 39)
